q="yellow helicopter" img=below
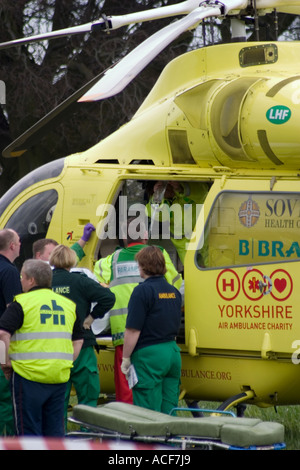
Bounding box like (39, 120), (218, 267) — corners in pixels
(1, 0), (300, 413)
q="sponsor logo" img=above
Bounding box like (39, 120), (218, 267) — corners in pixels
(266, 105), (291, 124)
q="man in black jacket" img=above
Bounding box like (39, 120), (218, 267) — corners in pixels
(49, 244), (115, 429)
(0, 229), (22, 436)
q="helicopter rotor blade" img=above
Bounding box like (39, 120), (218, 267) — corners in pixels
(1, 0), (300, 51)
(0, 0), (210, 51)
(2, 67), (111, 158)
(0, 23), (94, 51)
(79, 0), (248, 102)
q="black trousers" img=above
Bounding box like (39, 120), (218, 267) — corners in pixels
(11, 371), (67, 437)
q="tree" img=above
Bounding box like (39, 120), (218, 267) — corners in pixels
(0, 1), (297, 196)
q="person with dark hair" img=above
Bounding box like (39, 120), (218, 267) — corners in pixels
(0, 259), (84, 437)
(94, 218), (182, 404)
(122, 246), (182, 414)
(0, 229), (22, 314)
(0, 228), (22, 436)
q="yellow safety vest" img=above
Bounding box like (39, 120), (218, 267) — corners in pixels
(9, 289), (76, 384)
(95, 246), (182, 346)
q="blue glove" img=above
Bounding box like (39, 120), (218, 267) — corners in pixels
(82, 223), (95, 242)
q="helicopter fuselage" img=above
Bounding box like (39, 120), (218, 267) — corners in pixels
(1, 40), (300, 408)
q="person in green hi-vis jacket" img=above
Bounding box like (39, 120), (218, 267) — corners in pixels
(94, 217), (182, 405)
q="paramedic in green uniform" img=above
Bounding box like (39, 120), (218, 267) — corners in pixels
(122, 246), (182, 414)
(49, 245), (115, 428)
(94, 217), (182, 404)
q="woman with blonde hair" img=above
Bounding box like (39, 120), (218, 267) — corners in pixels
(49, 245), (115, 429)
(122, 246), (182, 414)
(49, 244), (77, 269)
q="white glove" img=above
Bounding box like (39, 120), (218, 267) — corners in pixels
(121, 357), (131, 376)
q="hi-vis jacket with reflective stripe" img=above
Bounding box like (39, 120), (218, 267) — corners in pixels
(9, 289), (76, 384)
(94, 243), (182, 346)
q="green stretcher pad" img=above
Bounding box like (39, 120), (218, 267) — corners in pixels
(71, 402), (285, 449)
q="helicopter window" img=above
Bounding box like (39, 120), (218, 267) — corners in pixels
(196, 191), (300, 270)
(95, 159), (155, 165)
(0, 158), (64, 218)
(129, 160), (155, 165)
(95, 159), (119, 164)
(5, 189), (58, 269)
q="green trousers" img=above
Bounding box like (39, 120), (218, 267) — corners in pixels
(64, 346), (100, 429)
(0, 370), (15, 436)
(131, 341), (181, 414)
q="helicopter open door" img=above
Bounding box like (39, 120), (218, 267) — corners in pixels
(184, 178), (300, 363)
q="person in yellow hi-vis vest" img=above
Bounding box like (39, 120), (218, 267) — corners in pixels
(0, 259), (84, 437)
(94, 217), (182, 404)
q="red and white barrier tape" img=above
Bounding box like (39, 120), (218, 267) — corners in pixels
(0, 437), (169, 450)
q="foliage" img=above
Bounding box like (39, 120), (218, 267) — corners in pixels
(0, 1), (297, 195)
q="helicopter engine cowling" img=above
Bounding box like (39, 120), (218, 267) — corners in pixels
(208, 75), (300, 169)
(175, 74), (300, 171)
(239, 77), (300, 168)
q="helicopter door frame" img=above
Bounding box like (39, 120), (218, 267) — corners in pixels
(93, 180), (125, 261)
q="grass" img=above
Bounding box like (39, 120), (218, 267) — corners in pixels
(243, 403), (300, 450)
(195, 401), (300, 450)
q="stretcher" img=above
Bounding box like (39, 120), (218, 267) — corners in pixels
(68, 401), (285, 450)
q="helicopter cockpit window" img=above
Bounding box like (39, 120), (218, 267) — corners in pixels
(0, 158), (64, 218)
(196, 191), (300, 269)
(5, 189), (58, 269)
